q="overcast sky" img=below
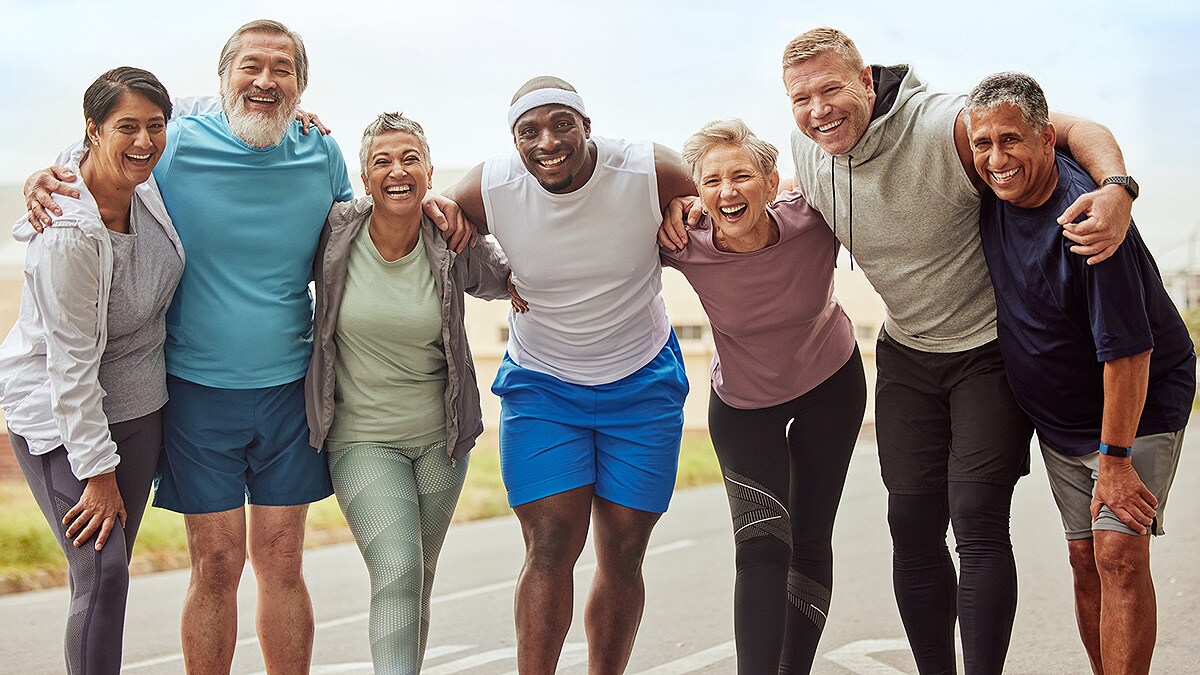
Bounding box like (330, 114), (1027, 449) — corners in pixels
(2, 0), (1197, 267)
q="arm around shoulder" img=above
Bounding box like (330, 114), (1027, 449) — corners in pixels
(653, 144), (697, 214)
(456, 237), (510, 301)
(444, 163), (489, 236)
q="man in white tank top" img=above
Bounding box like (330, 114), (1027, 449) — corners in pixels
(446, 76), (696, 673)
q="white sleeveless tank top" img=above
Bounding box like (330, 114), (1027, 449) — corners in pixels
(481, 136), (670, 385)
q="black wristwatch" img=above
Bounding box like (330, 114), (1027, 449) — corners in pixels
(1098, 442), (1131, 458)
(1101, 175), (1139, 201)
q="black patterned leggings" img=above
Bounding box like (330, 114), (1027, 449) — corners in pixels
(10, 409), (162, 675)
(707, 346), (866, 674)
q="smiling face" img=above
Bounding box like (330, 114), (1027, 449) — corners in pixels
(220, 31), (301, 147)
(362, 131), (433, 220)
(86, 91), (167, 190)
(968, 103), (1057, 209)
(696, 143), (779, 250)
(783, 50), (875, 156)
(513, 104), (593, 193)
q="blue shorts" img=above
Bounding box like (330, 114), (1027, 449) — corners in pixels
(492, 333), (688, 513)
(154, 376), (334, 514)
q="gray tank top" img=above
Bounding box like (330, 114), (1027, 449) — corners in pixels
(99, 197), (183, 423)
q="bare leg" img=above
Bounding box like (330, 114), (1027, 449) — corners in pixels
(1067, 538), (1104, 674)
(1094, 530), (1156, 675)
(181, 509), (247, 675)
(513, 486), (593, 675)
(248, 504), (313, 674)
(585, 497), (662, 675)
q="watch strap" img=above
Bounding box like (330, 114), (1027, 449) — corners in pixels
(1098, 442), (1131, 458)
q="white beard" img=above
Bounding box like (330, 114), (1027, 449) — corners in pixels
(220, 81), (296, 148)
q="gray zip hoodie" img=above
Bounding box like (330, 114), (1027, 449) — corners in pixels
(791, 64), (997, 354)
(305, 196), (510, 461)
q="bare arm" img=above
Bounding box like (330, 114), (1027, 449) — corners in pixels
(653, 144), (700, 251)
(443, 162), (489, 236)
(1093, 349), (1157, 533)
(1051, 112), (1132, 264)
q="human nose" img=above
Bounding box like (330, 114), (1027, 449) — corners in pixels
(253, 70), (276, 91)
(132, 128), (153, 148)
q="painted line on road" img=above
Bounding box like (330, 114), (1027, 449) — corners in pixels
(123, 538), (697, 671)
(634, 640), (736, 674)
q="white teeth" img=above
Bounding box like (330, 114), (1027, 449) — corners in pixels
(816, 119), (843, 132)
(385, 185), (413, 194)
(248, 96), (276, 103)
(126, 153), (151, 161)
(719, 205), (746, 215)
(992, 167), (1019, 181)
(540, 156), (566, 167)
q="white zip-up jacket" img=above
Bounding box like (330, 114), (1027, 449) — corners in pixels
(0, 161), (185, 480)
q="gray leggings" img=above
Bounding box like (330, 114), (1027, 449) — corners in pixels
(10, 409), (162, 675)
(328, 440), (468, 675)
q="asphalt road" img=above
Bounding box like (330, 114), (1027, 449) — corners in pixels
(2, 430), (1197, 674)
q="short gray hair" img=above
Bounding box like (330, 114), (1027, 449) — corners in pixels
(681, 118), (778, 182)
(217, 19), (309, 94)
(965, 71), (1049, 134)
(782, 27), (865, 73)
(359, 112), (431, 173)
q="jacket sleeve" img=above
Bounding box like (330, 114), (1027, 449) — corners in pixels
(455, 237), (511, 301)
(29, 228), (119, 479)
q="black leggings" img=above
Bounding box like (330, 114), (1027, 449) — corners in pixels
(708, 346), (866, 674)
(889, 483), (1017, 675)
(10, 410), (162, 675)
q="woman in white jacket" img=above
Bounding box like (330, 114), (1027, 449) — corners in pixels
(0, 67), (184, 675)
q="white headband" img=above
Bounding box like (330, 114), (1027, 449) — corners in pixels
(507, 88), (587, 130)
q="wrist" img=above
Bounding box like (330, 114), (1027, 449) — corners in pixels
(1098, 442), (1131, 458)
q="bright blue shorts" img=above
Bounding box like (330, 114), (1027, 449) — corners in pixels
(492, 333), (688, 513)
(153, 376), (334, 514)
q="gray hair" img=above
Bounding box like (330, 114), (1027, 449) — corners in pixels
(964, 71), (1049, 134)
(359, 112), (431, 173)
(217, 19), (309, 94)
(782, 27), (865, 73)
(681, 118), (778, 182)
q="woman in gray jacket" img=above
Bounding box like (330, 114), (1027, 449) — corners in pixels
(305, 112), (510, 674)
(0, 68), (184, 674)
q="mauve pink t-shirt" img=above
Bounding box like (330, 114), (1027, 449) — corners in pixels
(661, 190), (856, 409)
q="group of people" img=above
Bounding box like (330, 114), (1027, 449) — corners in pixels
(1, 17), (1188, 675)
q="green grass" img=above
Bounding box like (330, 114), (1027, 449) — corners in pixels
(0, 431), (720, 592)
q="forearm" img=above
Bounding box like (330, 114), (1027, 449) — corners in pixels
(1100, 350), (1152, 447)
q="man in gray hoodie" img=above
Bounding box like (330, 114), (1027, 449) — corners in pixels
(782, 28), (1136, 674)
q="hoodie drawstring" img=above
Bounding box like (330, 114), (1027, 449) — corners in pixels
(831, 155), (855, 270)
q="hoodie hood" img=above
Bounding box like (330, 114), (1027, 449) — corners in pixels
(845, 64), (926, 163)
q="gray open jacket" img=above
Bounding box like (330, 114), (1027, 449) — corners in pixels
(305, 196), (510, 461)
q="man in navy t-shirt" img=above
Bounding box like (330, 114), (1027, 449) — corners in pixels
(968, 71), (1194, 675)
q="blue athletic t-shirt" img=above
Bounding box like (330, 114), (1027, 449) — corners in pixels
(154, 112), (353, 388)
(978, 152), (1194, 456)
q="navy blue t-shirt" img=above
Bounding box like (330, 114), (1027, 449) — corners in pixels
(978, 152), (1195, 456)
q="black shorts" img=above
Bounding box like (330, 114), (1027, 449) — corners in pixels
(874, 329), (1032, 495)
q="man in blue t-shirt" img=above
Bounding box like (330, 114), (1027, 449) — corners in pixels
(968, 71), (1194, 675)
(24, 18), (357, 674)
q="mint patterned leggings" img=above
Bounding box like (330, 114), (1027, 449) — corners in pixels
(327, 440), (468, 674)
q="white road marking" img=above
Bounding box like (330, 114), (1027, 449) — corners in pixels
(634, 640), (736, 673)
(122, 538), (697, 671)
(822, 639), (919, 674)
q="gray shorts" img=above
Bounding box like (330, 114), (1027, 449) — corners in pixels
(1040, 429), (1184, 540)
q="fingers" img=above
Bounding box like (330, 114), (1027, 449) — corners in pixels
(1061, 218), (1101, 242)
(72, 512), (104, 548)
(1057, 192), (1093, 225)
(1077, 243), (1119, 265)
(685, 197), (704, 227)
(660, 202), (690, 251)
(93, 516), (116, 551)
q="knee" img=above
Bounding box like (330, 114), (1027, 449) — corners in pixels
(1094, 538), (1150, 590)
(948, 483), (1013, 549)
(190, 545), (247, 591)
(1067, 541), (1099, 577)
(250, 530), (306, 584)
(734, 534), (792, 573)
(524, 528), (587, 576)
(887, 493), (948, 549)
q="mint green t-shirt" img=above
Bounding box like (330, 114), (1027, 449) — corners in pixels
(327, 224), (447, 446)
